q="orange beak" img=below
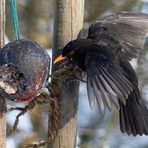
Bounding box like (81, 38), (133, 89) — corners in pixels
(54, 55), (66, 63)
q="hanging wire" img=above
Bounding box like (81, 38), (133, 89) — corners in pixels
(11, 0), (20, 40)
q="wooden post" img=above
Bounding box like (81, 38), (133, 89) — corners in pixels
(49, 0), (84, 148)
(0, 0), (6, 148)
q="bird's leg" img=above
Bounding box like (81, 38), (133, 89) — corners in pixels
(49, 65), (73, 79)
(50, 63), (85, 84)
(49, 59), (76, 80)
(62, 66), (86, 84)
(8, 99), (36, 132)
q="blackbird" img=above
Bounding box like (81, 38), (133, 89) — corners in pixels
(0, 39), (50, 102)
(54, 12), (148, 136)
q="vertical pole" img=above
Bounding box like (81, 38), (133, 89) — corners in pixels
(49, 0), (84, 148)
(0, 0), (6, 148)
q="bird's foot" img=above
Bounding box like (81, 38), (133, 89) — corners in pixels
(49, 64), (75, 79)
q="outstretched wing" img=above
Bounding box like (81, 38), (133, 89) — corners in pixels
(88, 12), (148, 60)
(85, 52), (134, 112)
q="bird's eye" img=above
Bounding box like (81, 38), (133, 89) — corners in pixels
(69, 51), (75, 56)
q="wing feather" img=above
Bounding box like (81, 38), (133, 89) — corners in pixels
(99, 66), (126, 101)
(91, 76), (105, 112)
(85, 52), (134, 111)
(87, 72), (96, 109)
(99, 74), (120, 109)
(100, 65), (131, 93)
(88, 12), (148, 60)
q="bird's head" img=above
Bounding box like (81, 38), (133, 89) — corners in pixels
(54, 39), (93, 64)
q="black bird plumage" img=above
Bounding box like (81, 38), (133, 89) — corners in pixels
(55, 12), (148, 136)
(0, 39), (50, 102)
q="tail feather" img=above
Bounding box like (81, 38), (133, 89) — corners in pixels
(119, 88), (148, 136)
